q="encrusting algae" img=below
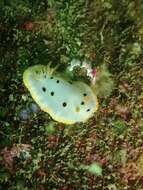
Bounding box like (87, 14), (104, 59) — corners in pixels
(23, 64), (98, 124)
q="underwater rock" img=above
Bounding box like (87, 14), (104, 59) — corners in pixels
(29, 102), (40, 113)
(23, 64), (98, 124)
(19, 108), (31, 121)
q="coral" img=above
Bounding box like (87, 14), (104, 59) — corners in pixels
(0, 0), (143, 189)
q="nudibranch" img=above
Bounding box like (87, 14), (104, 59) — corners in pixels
(23, 64), (98, 124)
